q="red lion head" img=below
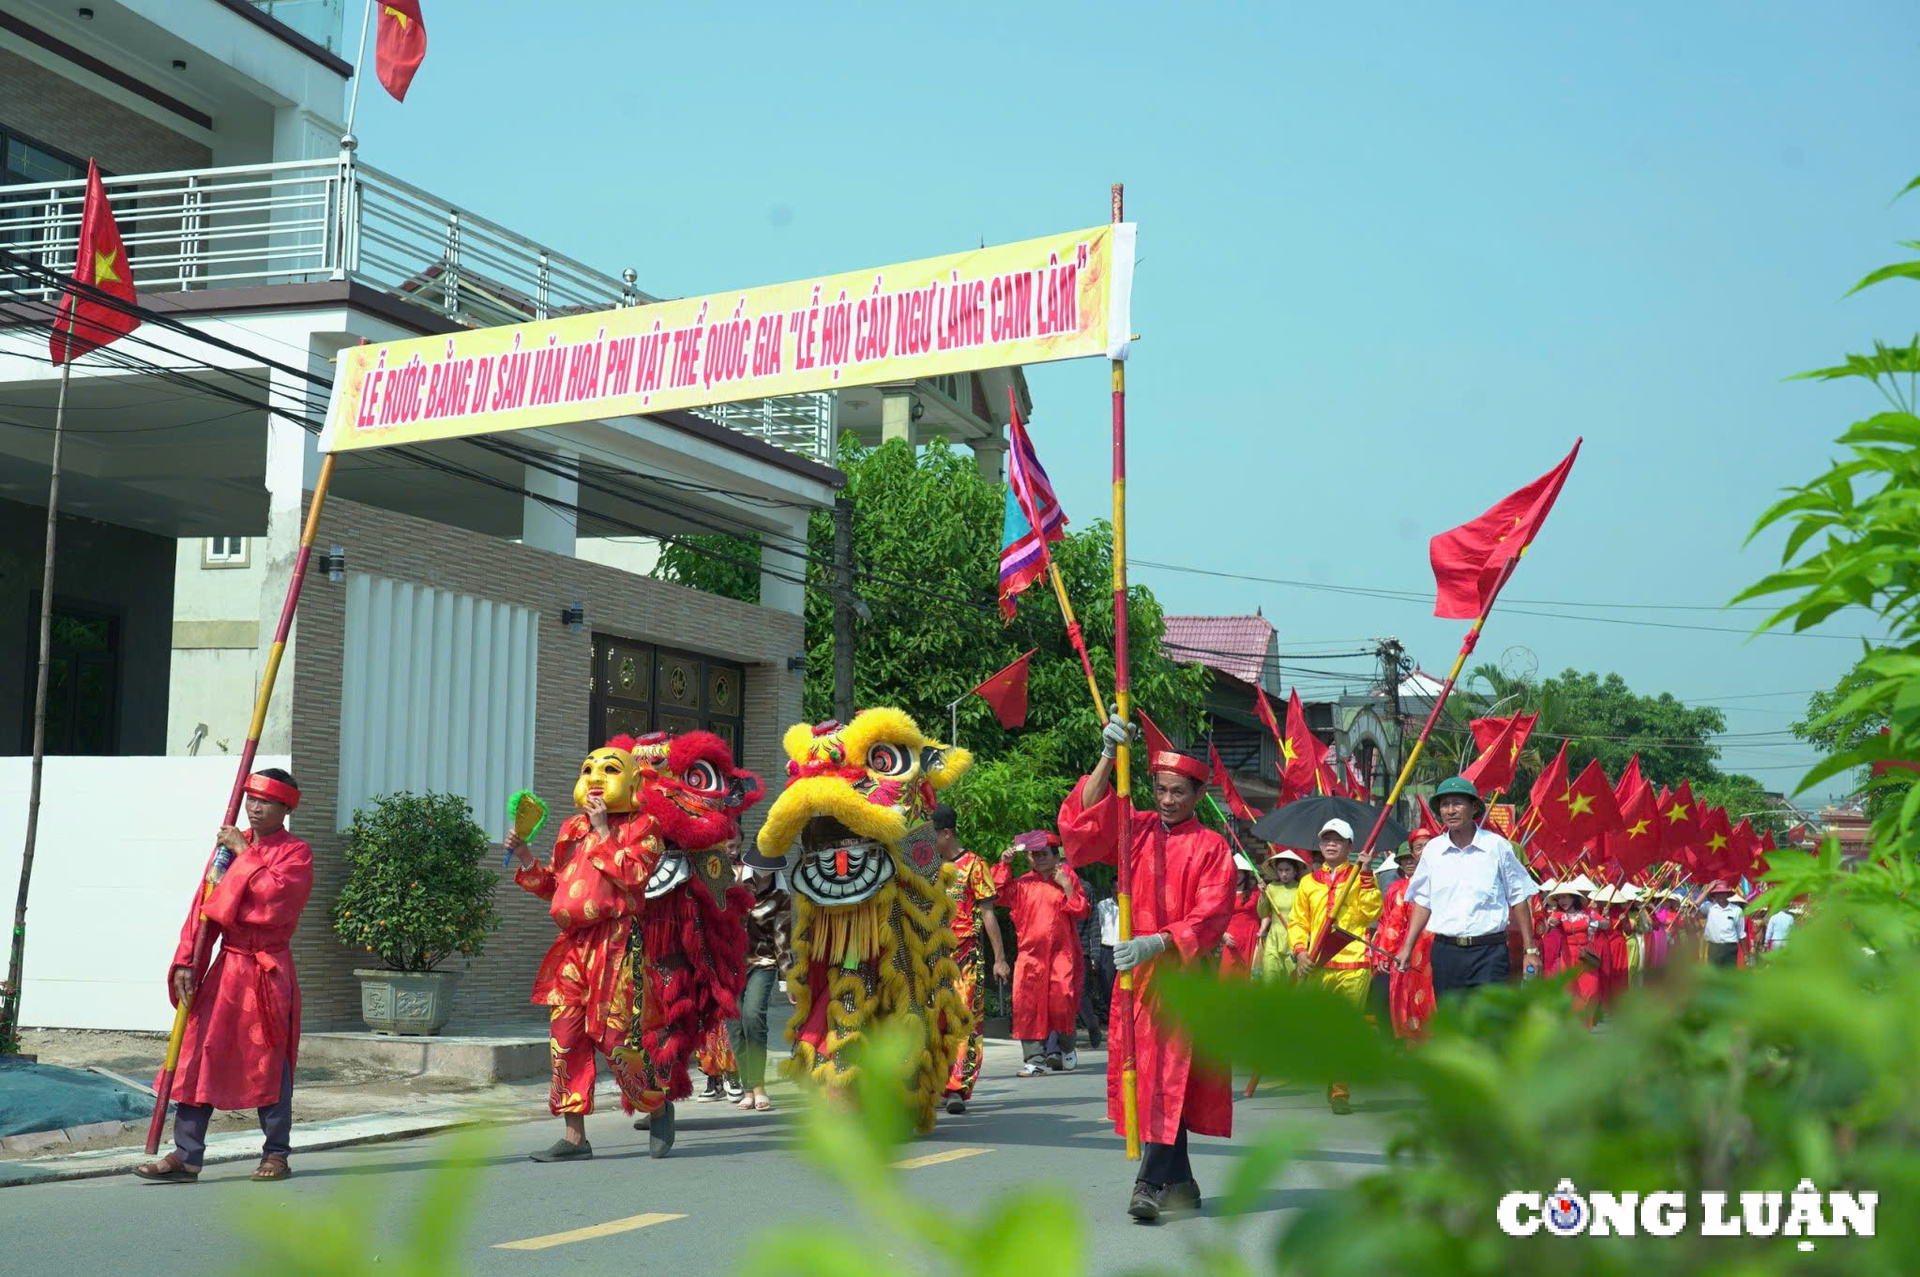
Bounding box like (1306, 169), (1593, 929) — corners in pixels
(629, 730), (764, 852)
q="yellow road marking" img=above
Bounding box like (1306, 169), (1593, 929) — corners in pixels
(891, 1146), (992, 1170)
(493, 1213), (686, 1250)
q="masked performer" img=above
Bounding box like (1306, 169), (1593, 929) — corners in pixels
(613, 730), (762, 1156)
(752, 709), (973, 1134)
(134, 770), (313, 1184)
(506, 738), (658, 1162)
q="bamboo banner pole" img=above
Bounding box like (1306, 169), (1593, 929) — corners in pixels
(2, 361), (73, 1056)
(1106, 182), (1142, 1162)
(146, 452), (338, 1154)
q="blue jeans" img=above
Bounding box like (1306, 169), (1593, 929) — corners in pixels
(727, 965), (779, 1089)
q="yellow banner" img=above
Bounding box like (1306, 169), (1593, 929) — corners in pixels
(320, 223), (1135, 453)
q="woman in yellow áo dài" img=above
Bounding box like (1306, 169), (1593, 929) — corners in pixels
(1286, 820), (1383, 1116)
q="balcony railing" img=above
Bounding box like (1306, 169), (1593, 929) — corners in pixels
(0, 156), (837, 463)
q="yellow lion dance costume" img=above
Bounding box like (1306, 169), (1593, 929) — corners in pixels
(754, 708), (973, 1132)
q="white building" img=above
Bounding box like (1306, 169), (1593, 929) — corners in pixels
(0, 0), (1023, 1032)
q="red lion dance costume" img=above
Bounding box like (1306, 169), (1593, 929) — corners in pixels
(611, 730), (762, 1157)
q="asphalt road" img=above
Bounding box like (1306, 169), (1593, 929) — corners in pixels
(0, 1042), (1396, 1275)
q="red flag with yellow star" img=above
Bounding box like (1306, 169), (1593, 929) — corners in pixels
(50, 160), (138, 365)
(1461, 712), (1536, 796)
(1607, 773), (1663, 878)
(1208, 743), (1262, 824)
(1555, 758), (1622, 849)
(1657, 779), (1702, 850)
(1429, 440), (1582, 619)
(375, 0), (429, 102)
(1282, 689), (1324, 800)
(1696, 804), (1735, 881)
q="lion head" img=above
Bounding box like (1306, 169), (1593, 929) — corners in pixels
(756, 708), (972, 907)
(627, 729), (763, 902)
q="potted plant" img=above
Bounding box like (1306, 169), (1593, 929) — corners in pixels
(333, 791), (501, 1035)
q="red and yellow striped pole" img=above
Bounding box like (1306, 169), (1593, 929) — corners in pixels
(1107, 182), (1142, 1161)
(145, 452), (337, 1155)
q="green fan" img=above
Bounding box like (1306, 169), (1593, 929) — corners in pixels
(503, 789), (549, 866)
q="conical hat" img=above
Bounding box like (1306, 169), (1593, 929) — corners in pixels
(1557, 874), (1596, 897)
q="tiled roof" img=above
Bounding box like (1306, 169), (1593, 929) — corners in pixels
(1163, 614), (1277, 691)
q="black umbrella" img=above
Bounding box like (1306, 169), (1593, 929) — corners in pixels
(1251, 795), (1408, 859)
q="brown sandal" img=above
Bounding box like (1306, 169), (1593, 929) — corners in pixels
(252, 1154), (291, 1181)
(132, 1153), (200, 1184)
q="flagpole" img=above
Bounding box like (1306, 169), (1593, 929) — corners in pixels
(1106, 181), (1142, 1162)
(1, 360), (72, 1057)
(145, 450), (339, 1154)
(343, 0), (377, 142)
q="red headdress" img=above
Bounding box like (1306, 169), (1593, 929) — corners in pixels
(1149, 751), (1209, 785)
(244, 772), (300, 810)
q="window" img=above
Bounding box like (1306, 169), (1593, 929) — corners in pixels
(1, 129), (88, 188)
(336, 575), (539, 840)
(590, 633), (745, 756)
(203, 536), (249, 567)
(20, 601), (119, 755)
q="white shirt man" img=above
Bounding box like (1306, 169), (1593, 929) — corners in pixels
(1395, 778), (1540, 996)
(1702, 891), (1744, 966)
(1765, 909), (1795, 951)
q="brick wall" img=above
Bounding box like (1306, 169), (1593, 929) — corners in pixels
(0, 48), (211, 175)
(289, 495), (806, 1032)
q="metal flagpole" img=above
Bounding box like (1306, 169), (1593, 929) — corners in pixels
(342, 0), (377, 142)
(1107, 181), (1142, 1161)
(1, 360), (72, 1055)
(145, 449), (340, 1153)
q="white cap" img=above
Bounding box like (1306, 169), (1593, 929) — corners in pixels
(1319, 818), (1354, 841)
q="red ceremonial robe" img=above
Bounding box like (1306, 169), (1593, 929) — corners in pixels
(1220, 885), (1262, 980)
(161, 828), (314, 1110)
(993, 862), (1091, 1040)
(1372, 878), (1434, 1040)
(1059, 785), (1235, 1144)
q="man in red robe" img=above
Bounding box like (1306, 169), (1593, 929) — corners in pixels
(1059, 717), (1235, 1224)
(995, 829), (1091, 1076)
(135, 769), (313, 1183)
(507, 739), (658, 1161)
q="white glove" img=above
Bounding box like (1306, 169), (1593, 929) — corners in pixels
(1113, 932), (1168, 971)
(1100, 713), (1134, 759)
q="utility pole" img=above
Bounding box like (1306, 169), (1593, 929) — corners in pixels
(832, 496), (855, 722)
(1378, 637), (1406, 796)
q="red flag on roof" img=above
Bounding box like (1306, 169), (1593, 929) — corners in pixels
(1429, 440), (1581, 619)
(970, 649), (1035, 729)
(50, 160), (139, 364)
(376, 0), (429, 102)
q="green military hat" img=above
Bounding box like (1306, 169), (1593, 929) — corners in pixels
(1430, 776), (1486, 815)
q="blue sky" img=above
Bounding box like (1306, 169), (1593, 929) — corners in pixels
(352, 1), (1916, 802)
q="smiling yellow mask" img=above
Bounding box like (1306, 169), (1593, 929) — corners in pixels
(573, 741), (640, 813)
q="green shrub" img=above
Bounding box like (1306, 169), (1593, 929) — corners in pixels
(332, 791), (500, 972)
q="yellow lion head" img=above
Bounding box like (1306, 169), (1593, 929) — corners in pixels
(756, 708), (971, 907)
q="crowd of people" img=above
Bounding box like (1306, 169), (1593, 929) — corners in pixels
(128, 719), (1802, 1227)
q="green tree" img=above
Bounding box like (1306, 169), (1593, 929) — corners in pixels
(1790, 671), (1913, 822)
(654, 436), (1210, 859)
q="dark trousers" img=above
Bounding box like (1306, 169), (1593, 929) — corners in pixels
(1707, 942), (1740, 968)
(1430, 936), (1511, 997)
(174, 1059), (293, 1167)
(728, 965), (779, 1089)
(1022, 1031), (1072, 1061)
(1137, 1123), (1191, 1188)
(1078, 956), (1107, 1047)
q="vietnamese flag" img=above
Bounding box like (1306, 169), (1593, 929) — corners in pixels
(1282, 690), (1325, 800)
(1697, 806), (1735, 881)
(1556, 758), (1623, 849)
(1607, 774), (1663, 878)
(1462, 712), (1536, 796)
(1614, 754), (1644, 804)
(1429, 440), (1582, 619)
(1208, 743), (1262, 824)
(1528, 742), (1571, 830)
(375, 0), (428, 102)
(50, 160), (139, 364)
(1658, 779), (1703, 850)
(1134, 708), (1177, 759)
(970, 648), (1035, 729)
(1254, 686), (1281, 743)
